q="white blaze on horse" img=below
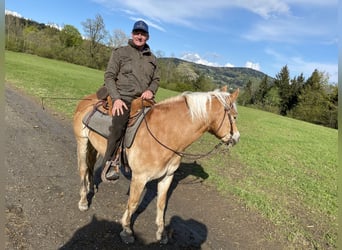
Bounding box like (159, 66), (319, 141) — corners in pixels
(73, 87), (240, 244)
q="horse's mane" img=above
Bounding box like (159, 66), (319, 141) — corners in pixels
(157, 90), (233, 122)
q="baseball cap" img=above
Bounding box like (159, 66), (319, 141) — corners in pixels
(132, 20), (149, 33)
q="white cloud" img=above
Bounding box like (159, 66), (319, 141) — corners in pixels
(181, 53), (221, 67)
(181, 52), (256, 70)
(225, 63), (235, 67)
(245, 61), (261, 71)
(5, 10), (22, 18)
(94, 0), (291, 25)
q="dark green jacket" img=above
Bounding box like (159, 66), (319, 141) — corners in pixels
(104, 39), (159, 103)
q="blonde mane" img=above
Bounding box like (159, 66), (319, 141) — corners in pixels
(157, 90), (236, 121)
(184, 90), (233, 121)
(157, 90), (232, 122)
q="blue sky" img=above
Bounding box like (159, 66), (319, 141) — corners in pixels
(5, 0), (338, 83)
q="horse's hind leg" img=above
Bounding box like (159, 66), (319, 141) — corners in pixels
(120, 176), (147, 244)
(155, 174), (174, 244)
(76, 137), (96, 211)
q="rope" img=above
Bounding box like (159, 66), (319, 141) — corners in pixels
(40, 96), (94, 110)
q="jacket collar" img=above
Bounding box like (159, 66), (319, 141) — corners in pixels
(128, 39), (151, 54)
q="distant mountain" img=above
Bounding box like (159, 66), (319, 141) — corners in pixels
(158, 57), (273, 89)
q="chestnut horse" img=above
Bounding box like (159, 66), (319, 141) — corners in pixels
(73, 88), (240, 244)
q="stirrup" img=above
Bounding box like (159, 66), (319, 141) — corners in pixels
(101, 160), (120, 183)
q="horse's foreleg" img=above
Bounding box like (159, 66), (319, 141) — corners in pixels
(76, 137), (91, 211)
(156, 174), (174, 244)
(120, 177), (146, 244)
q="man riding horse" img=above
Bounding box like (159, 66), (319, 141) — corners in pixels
(100, 20), (160, 181)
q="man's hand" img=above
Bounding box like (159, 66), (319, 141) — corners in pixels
(112, 99), (128, 116)
(141, 90), (153, 100)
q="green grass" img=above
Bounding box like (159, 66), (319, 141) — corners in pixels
(5, 51), (338, 249)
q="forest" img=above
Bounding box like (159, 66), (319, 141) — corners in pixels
(5, 13), (338, 129)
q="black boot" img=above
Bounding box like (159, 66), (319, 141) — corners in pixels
(105, 164), (120, 180)
(101, 160), (120, 182)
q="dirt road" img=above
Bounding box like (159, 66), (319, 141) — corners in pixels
(5, 85), (286, 249)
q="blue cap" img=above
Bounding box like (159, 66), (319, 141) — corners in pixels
(132, 20), (149, 33)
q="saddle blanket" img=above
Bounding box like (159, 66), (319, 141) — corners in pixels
(82, 107), (151, 148)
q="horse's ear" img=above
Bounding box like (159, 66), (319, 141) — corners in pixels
(230, 88), (239, 102)
(220, 85), (227, 92)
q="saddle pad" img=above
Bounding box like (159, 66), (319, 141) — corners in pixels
(82, 107), (151, 148)
(124, 107), (151, 148)
(82, 109), (111, 139)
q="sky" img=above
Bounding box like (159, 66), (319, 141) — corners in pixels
(5, 0), (338, 83)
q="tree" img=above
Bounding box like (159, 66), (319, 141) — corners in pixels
(176, 62), (198, 82)
(108, 29), (128, 48)
(23, 26), (39, 53)
(274, 65), (291, 115)
(288, 73), (305, 110)
(326, 85), (338, 128)
(239, 80), (253, 105)
(194, 74), (215, 91)
(255, 75), (269, 105)
(60, 25), (82, 48)
(81, 14), (108, 67)
(291, 70), (330, 126)
(263, 87), (280, 113)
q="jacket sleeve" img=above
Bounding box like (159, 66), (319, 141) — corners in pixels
(104, 48), (121, 101)
(147, 57), (160, 95)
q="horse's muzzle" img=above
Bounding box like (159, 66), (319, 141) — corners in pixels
(223, 131), (240, 147)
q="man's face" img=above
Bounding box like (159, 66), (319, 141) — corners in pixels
(132, 30), (149, 48)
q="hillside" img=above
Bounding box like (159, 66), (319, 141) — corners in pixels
(158, 57), (272, 89)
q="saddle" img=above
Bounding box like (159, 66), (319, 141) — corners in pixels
(82, 94), (155, 173)
(83, 96), (154, 142)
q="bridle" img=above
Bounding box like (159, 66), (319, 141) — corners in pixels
(217, 102), (236, 139)
(141, 98), (237, 160)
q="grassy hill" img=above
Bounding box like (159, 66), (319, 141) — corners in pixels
(159, 57), (270, 89)
(5, 50), (337, 248)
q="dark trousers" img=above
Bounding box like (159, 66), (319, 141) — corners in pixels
(102, 101), (131, 166)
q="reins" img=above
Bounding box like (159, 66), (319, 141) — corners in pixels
(141, 100), (232, 160)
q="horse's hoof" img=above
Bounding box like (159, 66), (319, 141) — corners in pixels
(157, 230), (168, 244)
(78, 202), (89, 211)
(120, 230), (135, 244)
(160, 235), (168, 245)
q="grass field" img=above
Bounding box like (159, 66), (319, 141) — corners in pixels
(5, 50), (338, 249)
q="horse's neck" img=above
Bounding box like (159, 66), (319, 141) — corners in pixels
(149, 102), (209, 148)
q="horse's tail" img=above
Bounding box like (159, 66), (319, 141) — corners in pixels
(86, 140), (97, 181)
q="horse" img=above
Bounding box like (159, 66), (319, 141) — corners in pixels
(73, 87), (240, 244)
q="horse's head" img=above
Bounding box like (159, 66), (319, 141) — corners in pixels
(210, 88), (240, 147)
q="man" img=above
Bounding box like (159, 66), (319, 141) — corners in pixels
(102, 20), (159, 181)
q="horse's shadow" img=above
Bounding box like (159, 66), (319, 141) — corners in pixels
(59, 214), (207, 249)
(87, 160), (209, 230)
(72, 161), (208, 249)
